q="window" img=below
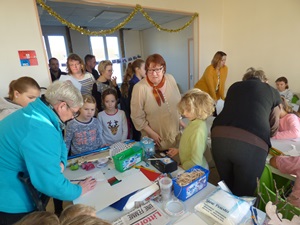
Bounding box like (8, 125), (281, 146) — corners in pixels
(48, 36), (68, 72)
(90, 36), (122, 82)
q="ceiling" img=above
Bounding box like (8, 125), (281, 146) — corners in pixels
(38, 0), (191, 31)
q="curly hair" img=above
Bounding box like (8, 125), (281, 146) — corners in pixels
(178, 88), (215, 120)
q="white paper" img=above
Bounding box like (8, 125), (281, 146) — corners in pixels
(73, 170), (152, 212)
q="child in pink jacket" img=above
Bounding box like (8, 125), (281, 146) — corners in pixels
(270, 156), (300, 208)
(273, 97), (300, 140)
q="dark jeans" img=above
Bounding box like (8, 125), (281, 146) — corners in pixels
(53, 198), (63, 216)
(0, 211), (32, 225)
(211, 137), (268, 196)
(130, 118), (141, 141)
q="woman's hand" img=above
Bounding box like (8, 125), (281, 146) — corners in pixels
(79, 177), (97, 195)
(143, 126), (162, 147)
(167, 148), (179, 157)
(149, 131), (162, 147)
(111, 76), (118, 87)
(60, 162), (65, 173)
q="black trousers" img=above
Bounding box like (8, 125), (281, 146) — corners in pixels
(211, 137), (268, 197)
(0, 211), (32, 225)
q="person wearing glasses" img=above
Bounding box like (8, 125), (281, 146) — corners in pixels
(130, 54), (182, 150)
(0, 81), (97, 224)
(92, 60), (121, 112)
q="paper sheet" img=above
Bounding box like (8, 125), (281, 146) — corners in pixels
(73, 170), (152, 212)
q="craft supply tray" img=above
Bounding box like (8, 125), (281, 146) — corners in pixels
(112, 146), (143, 172)
(172, 165), (209, 201)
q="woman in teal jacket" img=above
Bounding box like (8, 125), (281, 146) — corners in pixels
(0, 81), (97, 224)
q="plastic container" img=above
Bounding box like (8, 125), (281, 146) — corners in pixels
(172, 165), (209, 201)
(159, 177), (173, 201)
(140, 137), (155, 159)
(112, 146), (143, 172)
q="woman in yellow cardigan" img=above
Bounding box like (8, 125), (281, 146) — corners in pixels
(194, 51), (228, 102)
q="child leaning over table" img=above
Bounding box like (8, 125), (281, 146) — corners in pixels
(272, 96), (300, 140)
(167, 88), (215, 170)
(270, 156), (300, 208)
(65, 94), (104, 155)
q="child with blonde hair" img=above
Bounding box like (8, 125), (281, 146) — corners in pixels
(0, 76), (40, 120)
(65, 94), (104, 155)
(14, 211), (59, 225)
(167, 88), (215, 170)
(61, 215), (111, 225)
(59, 204), (96, 224)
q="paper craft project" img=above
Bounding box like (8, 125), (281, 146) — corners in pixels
(73, 170), (152, 212)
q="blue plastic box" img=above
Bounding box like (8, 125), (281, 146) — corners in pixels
(173, 165), (209, 201)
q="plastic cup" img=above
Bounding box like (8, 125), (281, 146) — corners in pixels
(159, 177), (173, 201)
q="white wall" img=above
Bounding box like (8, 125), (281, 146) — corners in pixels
(3, 0), (300, 97)
(0, 0), (50, 96)
(223, 0), (300, 93)
(142, 17), (193, 93)
(69, 30), (91, 60)
(124, 30), (143, 58)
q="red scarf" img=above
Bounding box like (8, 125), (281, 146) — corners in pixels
(146, 76), (165, 106)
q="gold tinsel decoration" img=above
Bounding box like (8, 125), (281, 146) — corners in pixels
(36, 0), (198, 35)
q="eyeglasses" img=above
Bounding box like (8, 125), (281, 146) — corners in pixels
(66, 103), (79, 118)
(147, 67), (163, 74)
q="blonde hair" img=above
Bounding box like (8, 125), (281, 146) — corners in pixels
(61, 214), (111, 225)
(211, 51), (227, 68)
(14, 211), (59, 225)
(81, 94), (98, 115)
(59, 204), (96, 224)
(178, 88), (215, 120)
(8, 76), (40, 100)
(98, 60), (112, 75)
(45, 80), (83, 108)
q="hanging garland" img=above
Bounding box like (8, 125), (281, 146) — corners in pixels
(36, 0), (198, 35)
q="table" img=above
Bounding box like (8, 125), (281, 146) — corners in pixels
(268, 139), (300, 181)
(64, 150), (266, 224)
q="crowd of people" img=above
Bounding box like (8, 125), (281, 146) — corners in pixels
(1, 51), (300, 224)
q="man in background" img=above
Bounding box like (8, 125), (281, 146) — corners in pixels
(85, 54), (99, 80)
(49, 57), (67, 82)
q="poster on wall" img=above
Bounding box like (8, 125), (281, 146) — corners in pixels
(18, 50), (38, 66)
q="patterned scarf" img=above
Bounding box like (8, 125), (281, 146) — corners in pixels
(146, 75), (166, 106)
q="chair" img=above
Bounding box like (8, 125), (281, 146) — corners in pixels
(257, 165), (300, 220)
(18, 172), (50, 211)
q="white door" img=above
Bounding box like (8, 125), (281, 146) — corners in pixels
(188, 38), (194, 89)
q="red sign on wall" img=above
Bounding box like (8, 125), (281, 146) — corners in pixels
(18, 50), (38, 66)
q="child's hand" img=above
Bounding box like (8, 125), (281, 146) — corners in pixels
(167, 148), (179, 157)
